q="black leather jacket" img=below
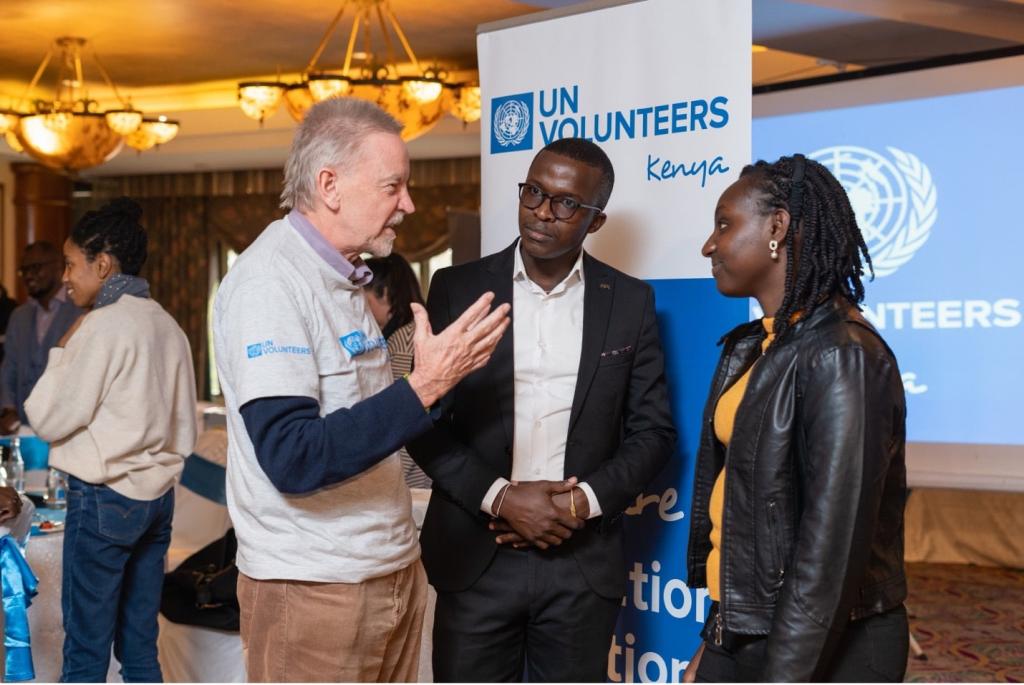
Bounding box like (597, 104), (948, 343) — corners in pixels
(686, 299), (907, 681)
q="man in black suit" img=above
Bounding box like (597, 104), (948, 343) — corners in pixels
(409, 138), (676, 681)
(1, 242), (83, 433)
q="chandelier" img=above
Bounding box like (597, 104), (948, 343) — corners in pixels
(236, 0), (481, 141)
(0, 37), (180, 172)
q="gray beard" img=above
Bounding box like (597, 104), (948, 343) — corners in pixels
(366, 234), (396, 258)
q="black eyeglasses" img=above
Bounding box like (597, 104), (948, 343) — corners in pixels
(16, 260), (60, 278)
(518, 182), (603, 221)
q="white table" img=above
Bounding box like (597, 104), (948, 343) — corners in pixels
(0, 496), (121, 682)
(1, 486), (437, 682)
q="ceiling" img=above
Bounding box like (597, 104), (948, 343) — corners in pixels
(1, 0), (1022, 177)
(0, 0), (538, 87)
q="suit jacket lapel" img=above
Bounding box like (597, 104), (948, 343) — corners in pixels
(568, 253), (613, 435)
(487, 242), (518, 451)
(38, 299), (76, 351)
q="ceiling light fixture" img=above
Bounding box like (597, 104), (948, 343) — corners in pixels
(124, 115), (181, 153)
(237, 0), (480, 139)
(1, 36), (180, 172)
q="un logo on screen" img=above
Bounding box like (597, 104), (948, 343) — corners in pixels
(490, 92), (534, 154)
(809, 146), (937, 277)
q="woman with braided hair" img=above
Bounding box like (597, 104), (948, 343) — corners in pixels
(682, 155), (909, 681)
(25, 197), (197, 682)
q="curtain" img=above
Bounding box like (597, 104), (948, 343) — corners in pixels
(207, 195), (286, 253)
(135, 196), (212, 397)
(398, 183), (479, 261)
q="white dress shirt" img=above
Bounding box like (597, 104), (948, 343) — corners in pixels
(480, 245), (602, 519)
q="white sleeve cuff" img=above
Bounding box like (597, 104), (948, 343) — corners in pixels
(481, 477), (512, 516)
(577, 482), (602, 519)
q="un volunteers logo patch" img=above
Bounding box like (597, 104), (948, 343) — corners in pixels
(339, 331), (388, 359)
(810, 146), (937, 277)
(490, 92), (533, 154)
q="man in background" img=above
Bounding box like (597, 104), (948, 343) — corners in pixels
(1, 241), (82, 433)
(0, 284), (16, 366)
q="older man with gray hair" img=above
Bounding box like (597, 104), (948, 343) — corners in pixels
(213, 97), (509, 682)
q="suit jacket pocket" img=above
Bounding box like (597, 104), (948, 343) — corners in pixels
(597, 348), (635, 367)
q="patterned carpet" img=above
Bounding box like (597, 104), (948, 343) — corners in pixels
(906, 562), (1024, 682)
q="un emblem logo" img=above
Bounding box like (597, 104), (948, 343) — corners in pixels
(490, 92), (533, 154)
(810, 146), (937, 277)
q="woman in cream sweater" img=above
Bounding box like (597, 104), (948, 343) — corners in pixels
(25, 198), (196, 683)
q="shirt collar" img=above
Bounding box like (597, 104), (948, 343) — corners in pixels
(513, 241), (585, 294)
(288, 209), (374, 287)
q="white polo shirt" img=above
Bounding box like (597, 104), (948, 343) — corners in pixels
(213, 217), (418, 583)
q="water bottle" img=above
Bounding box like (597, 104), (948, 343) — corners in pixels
(46, 468), (67, 509)
(9, 437), (25, 495)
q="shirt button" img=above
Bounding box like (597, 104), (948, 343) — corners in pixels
(535, 420), (542, 428)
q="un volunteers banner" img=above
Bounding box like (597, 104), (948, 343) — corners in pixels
(478, 0), (751, 681)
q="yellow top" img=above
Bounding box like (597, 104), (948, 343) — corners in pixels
(706, 317), (775, 602)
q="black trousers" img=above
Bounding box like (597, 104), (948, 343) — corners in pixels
(695, 604), (909, 682)
(432, 546), (621, 682)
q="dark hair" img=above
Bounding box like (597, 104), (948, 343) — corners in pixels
(364, 253), (424, 332)
(24, 241), (61, 259)
(539, 137), (615, 208)
(71, 197), (148, 275)
(740, 154), (873, 345)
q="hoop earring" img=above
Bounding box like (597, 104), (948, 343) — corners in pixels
(769, 239), (779, 260)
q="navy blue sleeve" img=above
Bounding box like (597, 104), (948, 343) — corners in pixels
(240, 378), (433, 495)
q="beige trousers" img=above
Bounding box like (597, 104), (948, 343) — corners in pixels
(238, 561), (427, 682)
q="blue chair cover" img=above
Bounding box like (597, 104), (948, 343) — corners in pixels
(0, 437), (49, 471)
(179, 454), (227, 505)
(0, 535), (38, 682)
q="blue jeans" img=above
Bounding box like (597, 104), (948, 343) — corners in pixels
(61, 476), (174, 683)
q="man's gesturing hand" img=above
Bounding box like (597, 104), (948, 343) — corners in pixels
(406, 292), (510, 408)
